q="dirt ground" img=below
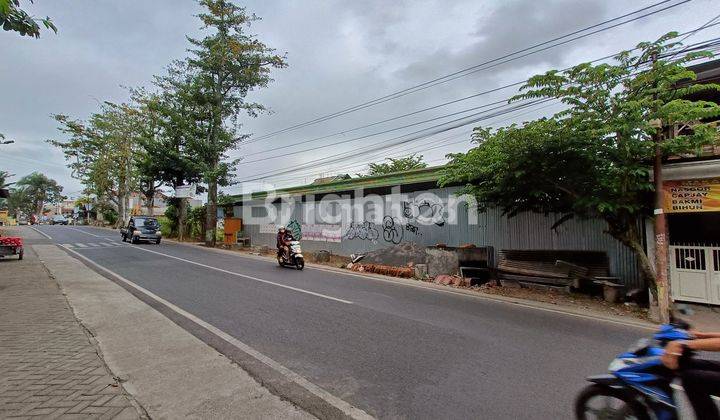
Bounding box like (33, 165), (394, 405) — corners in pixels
(470, 282), (650, 321)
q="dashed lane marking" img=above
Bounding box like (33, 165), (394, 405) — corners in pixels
(124, 245), (354, 305)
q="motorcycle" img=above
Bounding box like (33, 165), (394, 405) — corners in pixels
(575, 309), (694, 420)
(277, 240), (305, 270)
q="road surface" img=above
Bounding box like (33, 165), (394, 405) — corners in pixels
(24, 225), (646, 419)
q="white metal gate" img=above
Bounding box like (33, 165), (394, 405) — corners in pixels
(669, 245), (720, 305)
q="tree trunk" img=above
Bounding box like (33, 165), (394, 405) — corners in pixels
(605, 218), (657, 297)
(178, 198), (187, 240)
(205, 179), (217, 246)
(146, 192), (154, 216)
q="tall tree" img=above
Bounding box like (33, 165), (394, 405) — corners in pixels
(0, 170), (13, 208)
(440, 33), (720, 318)
(137, 62), (205, 238)
(0, 0), (56, 38)
(0, 170), (11, 189)
(6, 187), (32, 217)
(187, 0), (286, 246)
(364, 154), (427, 176)
(15, 172), (63, 215)
(51, 102), (142, 227)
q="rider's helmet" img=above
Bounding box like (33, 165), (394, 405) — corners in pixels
(278, 225), (286, 232)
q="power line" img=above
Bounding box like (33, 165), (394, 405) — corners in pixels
(250, 0), (690, 142)
(240, 31), (720, 164)
(238, 97), (556, 183)
(254, 99), (562, 184)
(241, 96), (511, 152)
(260, 129), (476, 184)
(235, 36), (720, 185)
(238, 98), (535, 165)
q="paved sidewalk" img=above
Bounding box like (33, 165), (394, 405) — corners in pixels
(0, 242), (140, 418)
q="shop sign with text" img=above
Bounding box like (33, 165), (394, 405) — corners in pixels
(663, 178), (720, 213)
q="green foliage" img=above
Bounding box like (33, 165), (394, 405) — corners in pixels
(0, 170), (11, 189)
(101, 207), (118, 226)
(6, 187), (31, 217)
(50, 101), (144, 226)
(186, 0), (287, 245)
(440, 33), (720, 287)
(0, 170), (10, 209)
(163, 201), (181, 236)
(14, 172), (64, 215)
(364, 154), (427, 176)
(187, 205), (207, 239)
(157, 215), (172, 237)
(133, 63), (205, 199)
(0, 0), (56, 38)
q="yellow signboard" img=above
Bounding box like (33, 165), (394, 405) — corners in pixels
(663, 178), (720, 213)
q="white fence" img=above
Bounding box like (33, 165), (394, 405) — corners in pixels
(670, 245), (720, 305)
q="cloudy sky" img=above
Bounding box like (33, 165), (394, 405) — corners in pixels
(1, 0), (719, 198)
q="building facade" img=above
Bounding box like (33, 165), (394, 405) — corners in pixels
(234, 167), (644, 289)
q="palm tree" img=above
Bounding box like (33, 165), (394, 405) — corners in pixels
(15, 172), (64, 216)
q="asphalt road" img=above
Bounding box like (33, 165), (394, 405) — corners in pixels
(26, 225), (646, 419)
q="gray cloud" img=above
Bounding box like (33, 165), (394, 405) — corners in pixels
(1, 0), (717, 196)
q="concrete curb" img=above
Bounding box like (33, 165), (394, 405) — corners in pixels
(81, 225), (656, 331)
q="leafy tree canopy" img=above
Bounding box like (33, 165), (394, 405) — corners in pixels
(440, 32), (720, 288)
(364, 154), (428, 177)
(0, 0), (56, 38)
(186, 0), (287, 245)
(14, 172), (64, 215)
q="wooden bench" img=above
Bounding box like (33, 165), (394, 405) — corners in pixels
(236, 237), (251, 247)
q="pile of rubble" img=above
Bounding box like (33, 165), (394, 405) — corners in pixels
(432, 274), (469, 287)
(346, 262), (414, 278)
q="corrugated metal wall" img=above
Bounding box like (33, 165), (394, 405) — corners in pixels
(235, 186), (643, 288)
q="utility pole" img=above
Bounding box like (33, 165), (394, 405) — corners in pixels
(651, 51), (671, 323)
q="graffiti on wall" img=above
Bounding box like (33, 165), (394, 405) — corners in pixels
(404, 223), (421, 237)
(402, 199), (446, 226)
(344, 221), (380, 241)
(287, 219), (302, 240)
(382, 216), (404, 244)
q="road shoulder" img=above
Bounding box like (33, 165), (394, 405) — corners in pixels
(33, 244), (314, 420)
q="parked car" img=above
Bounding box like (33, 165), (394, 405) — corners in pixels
(17, 216), (28, 225)
(120, 216), (162, 244)
(50, 215), (68, 225)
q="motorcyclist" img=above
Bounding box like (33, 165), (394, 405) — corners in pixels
(662, 330), (720, 419)
(276, 226), (294, 260)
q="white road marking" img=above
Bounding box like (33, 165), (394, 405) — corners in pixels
(62, 243), (74, 248)
(28, 225), (52, 239)
(68, 226), (114, 239)
(75, 243), (88, 248)
(124, 245), (353, 305)
(100, 242), (114, 247)
(59, 244), (371, 420)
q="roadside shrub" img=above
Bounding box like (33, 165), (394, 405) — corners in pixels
(164, 204), (179, 237)
(101, 208), (118, 226)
